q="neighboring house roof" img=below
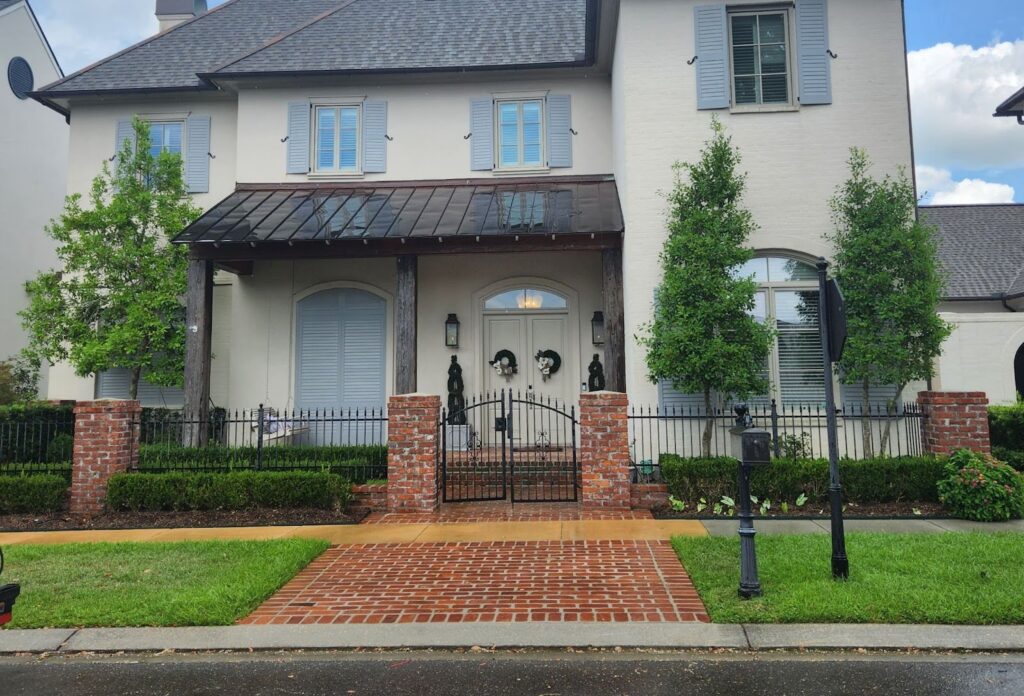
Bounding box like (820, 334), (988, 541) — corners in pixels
(173, 176), (623, 246)
(35, 0), (595, 99)
(995, 85), (1024, 120)
(920, 204), (1024, 300)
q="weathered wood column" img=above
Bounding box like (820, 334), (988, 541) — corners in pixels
(183, 258), (214, 446)
(602, 247), (626, 393)
(396, 255), (418, 394)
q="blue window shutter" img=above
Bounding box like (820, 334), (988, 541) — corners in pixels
(114, 119), (136, 160)
(546, 94), (573, 168)
(185, 115), (211, 194)
(796, 0), (833, 105)
(694, 4), (729, 110)
(362, 101), (388, 173)
(470, 98), (494, 171)
(287, 101), (311, 174)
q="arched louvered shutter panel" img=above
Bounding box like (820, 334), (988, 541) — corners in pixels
(362, 101), (388, 173)
(694, 4), (729, 110)
(796, 0), (833, 105)
(470, 98), (494, 171)
(295, 289), (386, 411)
(185, 115), (211, 193)
(546, 94), (573, 168)
(287, 101), (311, 174)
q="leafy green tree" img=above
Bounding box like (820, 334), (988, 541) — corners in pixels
(828, 148), (951, 456)
(641, 118), (774, 456)
(20, 118), (200, 400)
(0, 355), (40, 405)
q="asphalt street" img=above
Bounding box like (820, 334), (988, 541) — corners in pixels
(1, 650), (1022, 695)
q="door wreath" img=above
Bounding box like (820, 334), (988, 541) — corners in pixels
(489, 349), (518, 378)
(534, 349), (562, 381)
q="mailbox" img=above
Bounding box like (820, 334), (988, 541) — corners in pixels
(741, 429), (771, 466)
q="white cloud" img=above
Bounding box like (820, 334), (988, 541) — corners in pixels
(908, 41), (1024, 172)
(916, 165), (1015, 205)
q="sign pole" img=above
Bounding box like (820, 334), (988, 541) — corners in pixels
(816, 257), (849, 580)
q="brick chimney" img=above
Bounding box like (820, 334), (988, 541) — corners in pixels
(156, 0), (207, 32)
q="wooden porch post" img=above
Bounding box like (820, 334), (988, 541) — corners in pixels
(396, 255), (418, 394)
(183, 258), (214, 446)
(602, 247), (626, 393)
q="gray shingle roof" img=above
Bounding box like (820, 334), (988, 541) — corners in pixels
(37, 0), (593, 98)
(920, 204), (1024, 300)
(215, 0), (589, 76)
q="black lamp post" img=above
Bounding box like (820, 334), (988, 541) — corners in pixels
(591, 311), (606, 345)
(445, 313), (460, 348)
(731, 404), (770, 599)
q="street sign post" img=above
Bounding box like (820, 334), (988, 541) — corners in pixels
(817, 258), (850, 580)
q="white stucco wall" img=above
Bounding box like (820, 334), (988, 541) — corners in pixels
(0, 2), (67, 388)
(936, 306), (1024, 405)
(221, 251), (603, 410)
(612, 0), (914, 404)
(234, 75), (612, 183)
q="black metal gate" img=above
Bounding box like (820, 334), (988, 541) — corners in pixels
(441, 391), (578, 503)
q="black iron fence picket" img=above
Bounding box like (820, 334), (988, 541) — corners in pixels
(0, 410), (75, 478)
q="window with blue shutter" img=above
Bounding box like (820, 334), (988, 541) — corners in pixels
(694, 5), (730, 110)
(362, 101), (388, 173)
(546, 94), (573, 168)
(470, 98), (495, 171)
(795, 0), (833, 105)
(185, 115), (210, 194)
(114, 119), (136, 161)
(287, 101), (311, 174)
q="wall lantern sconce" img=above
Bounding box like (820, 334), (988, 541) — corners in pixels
(445, 313), (460, 348)
(591, 311), (606, 346)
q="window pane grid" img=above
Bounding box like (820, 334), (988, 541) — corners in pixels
(497, 99), (544, 168)
(731, 12), (789, 106)
(315, 106), (360, 173)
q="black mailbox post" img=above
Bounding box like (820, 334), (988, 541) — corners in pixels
(0, 547), (20, 627)
(730, 405), (771, 599)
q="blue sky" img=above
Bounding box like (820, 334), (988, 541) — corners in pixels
(26, 0), (1024, 204)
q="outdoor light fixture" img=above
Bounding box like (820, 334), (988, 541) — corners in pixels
(445, 313), (460, 348)
(591, 311), (606, 345)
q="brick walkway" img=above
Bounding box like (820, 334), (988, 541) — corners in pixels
(363, 502), (653, 524)
(241, 540), (709, 625)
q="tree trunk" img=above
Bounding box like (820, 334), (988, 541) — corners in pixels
(129, 367), (141, 402)
(701, 387), (713, 458)
(878, 384), (905, 456)
(861, 378), (875, 459)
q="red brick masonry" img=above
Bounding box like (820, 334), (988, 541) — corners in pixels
(579, 391), (631, 510)
(386, 394), (441, 513)
(918, 391), (991, 456)
(70, 399), (141, 516)
(631, 483), (670, 510)
(364, 502), (654, 524)
(241, 540), (709, 624)
(351, 483), (388, 512)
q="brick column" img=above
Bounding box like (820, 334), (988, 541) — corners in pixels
(70, 399), (142, 516)
(386, 394), (441, 513)
(579, 391), (631, 510)
(918, 391), (991, 456)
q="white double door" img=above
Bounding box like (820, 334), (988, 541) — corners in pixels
(484, 313), (572, 405)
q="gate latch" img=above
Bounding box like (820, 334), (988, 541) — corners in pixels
(494, 417), (506, 433)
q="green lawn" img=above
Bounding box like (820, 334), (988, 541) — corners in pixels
(1, 539), (329, 629)
(673, 532), (1024, 625)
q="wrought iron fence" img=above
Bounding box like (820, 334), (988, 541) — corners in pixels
(628, 400), (925, 481)
(132, 406), (388, 483)
(0, 410), (75, 478)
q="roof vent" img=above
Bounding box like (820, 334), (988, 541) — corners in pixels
(156, 0), (207, 33)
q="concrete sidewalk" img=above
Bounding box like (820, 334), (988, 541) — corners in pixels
(2, 623), (1023, 653)
(701, 517), (1024, 536)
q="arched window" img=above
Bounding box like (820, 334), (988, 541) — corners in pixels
(484, 287), (568, 311)
(1015, 344), (1024, 401)
(737, 255), (825, 404)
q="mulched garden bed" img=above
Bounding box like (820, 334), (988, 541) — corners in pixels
(0, 507), (369, 532)
(651, 500), (946, 520)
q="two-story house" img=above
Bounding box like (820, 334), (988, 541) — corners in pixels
(0, 0), (67, 395)
(32, 0), (914, 421)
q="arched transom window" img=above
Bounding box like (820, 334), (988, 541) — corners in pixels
(484, 287), (568, 311)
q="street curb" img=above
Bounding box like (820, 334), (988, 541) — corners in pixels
(3, 623), (1024, 654)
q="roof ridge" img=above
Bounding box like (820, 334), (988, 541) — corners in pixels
(33, 0), (246, 94)
(207, 0), (362, 75)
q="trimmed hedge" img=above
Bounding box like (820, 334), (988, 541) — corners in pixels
(106, 471), (352, 512)
(660, 455), (945, 504)
(0, 474), (68, 514)
(989, 404), (1024, 451)
(992, 446), (1024, 472)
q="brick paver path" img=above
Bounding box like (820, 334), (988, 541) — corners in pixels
(363, 502), (653, 524)
(241, 540), (709, 625)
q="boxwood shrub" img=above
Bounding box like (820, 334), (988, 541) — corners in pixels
(937, 450), (1024, 522)
(989, 404), (1024, 451)
(106, 471), (352, 512)
(0, 474), (68, 514)
(660, 454), (945, 504)
(992, 446), (1024, 472)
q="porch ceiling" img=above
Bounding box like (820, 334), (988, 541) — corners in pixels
(174, 175), (624, 271)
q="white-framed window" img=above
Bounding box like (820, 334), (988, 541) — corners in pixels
(148, 121), (184, 158)
(737, 255), (824, 404)
(728, 9), (793, 107)
(314, 104), (361, 174)
(496, 99), (545, 170)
